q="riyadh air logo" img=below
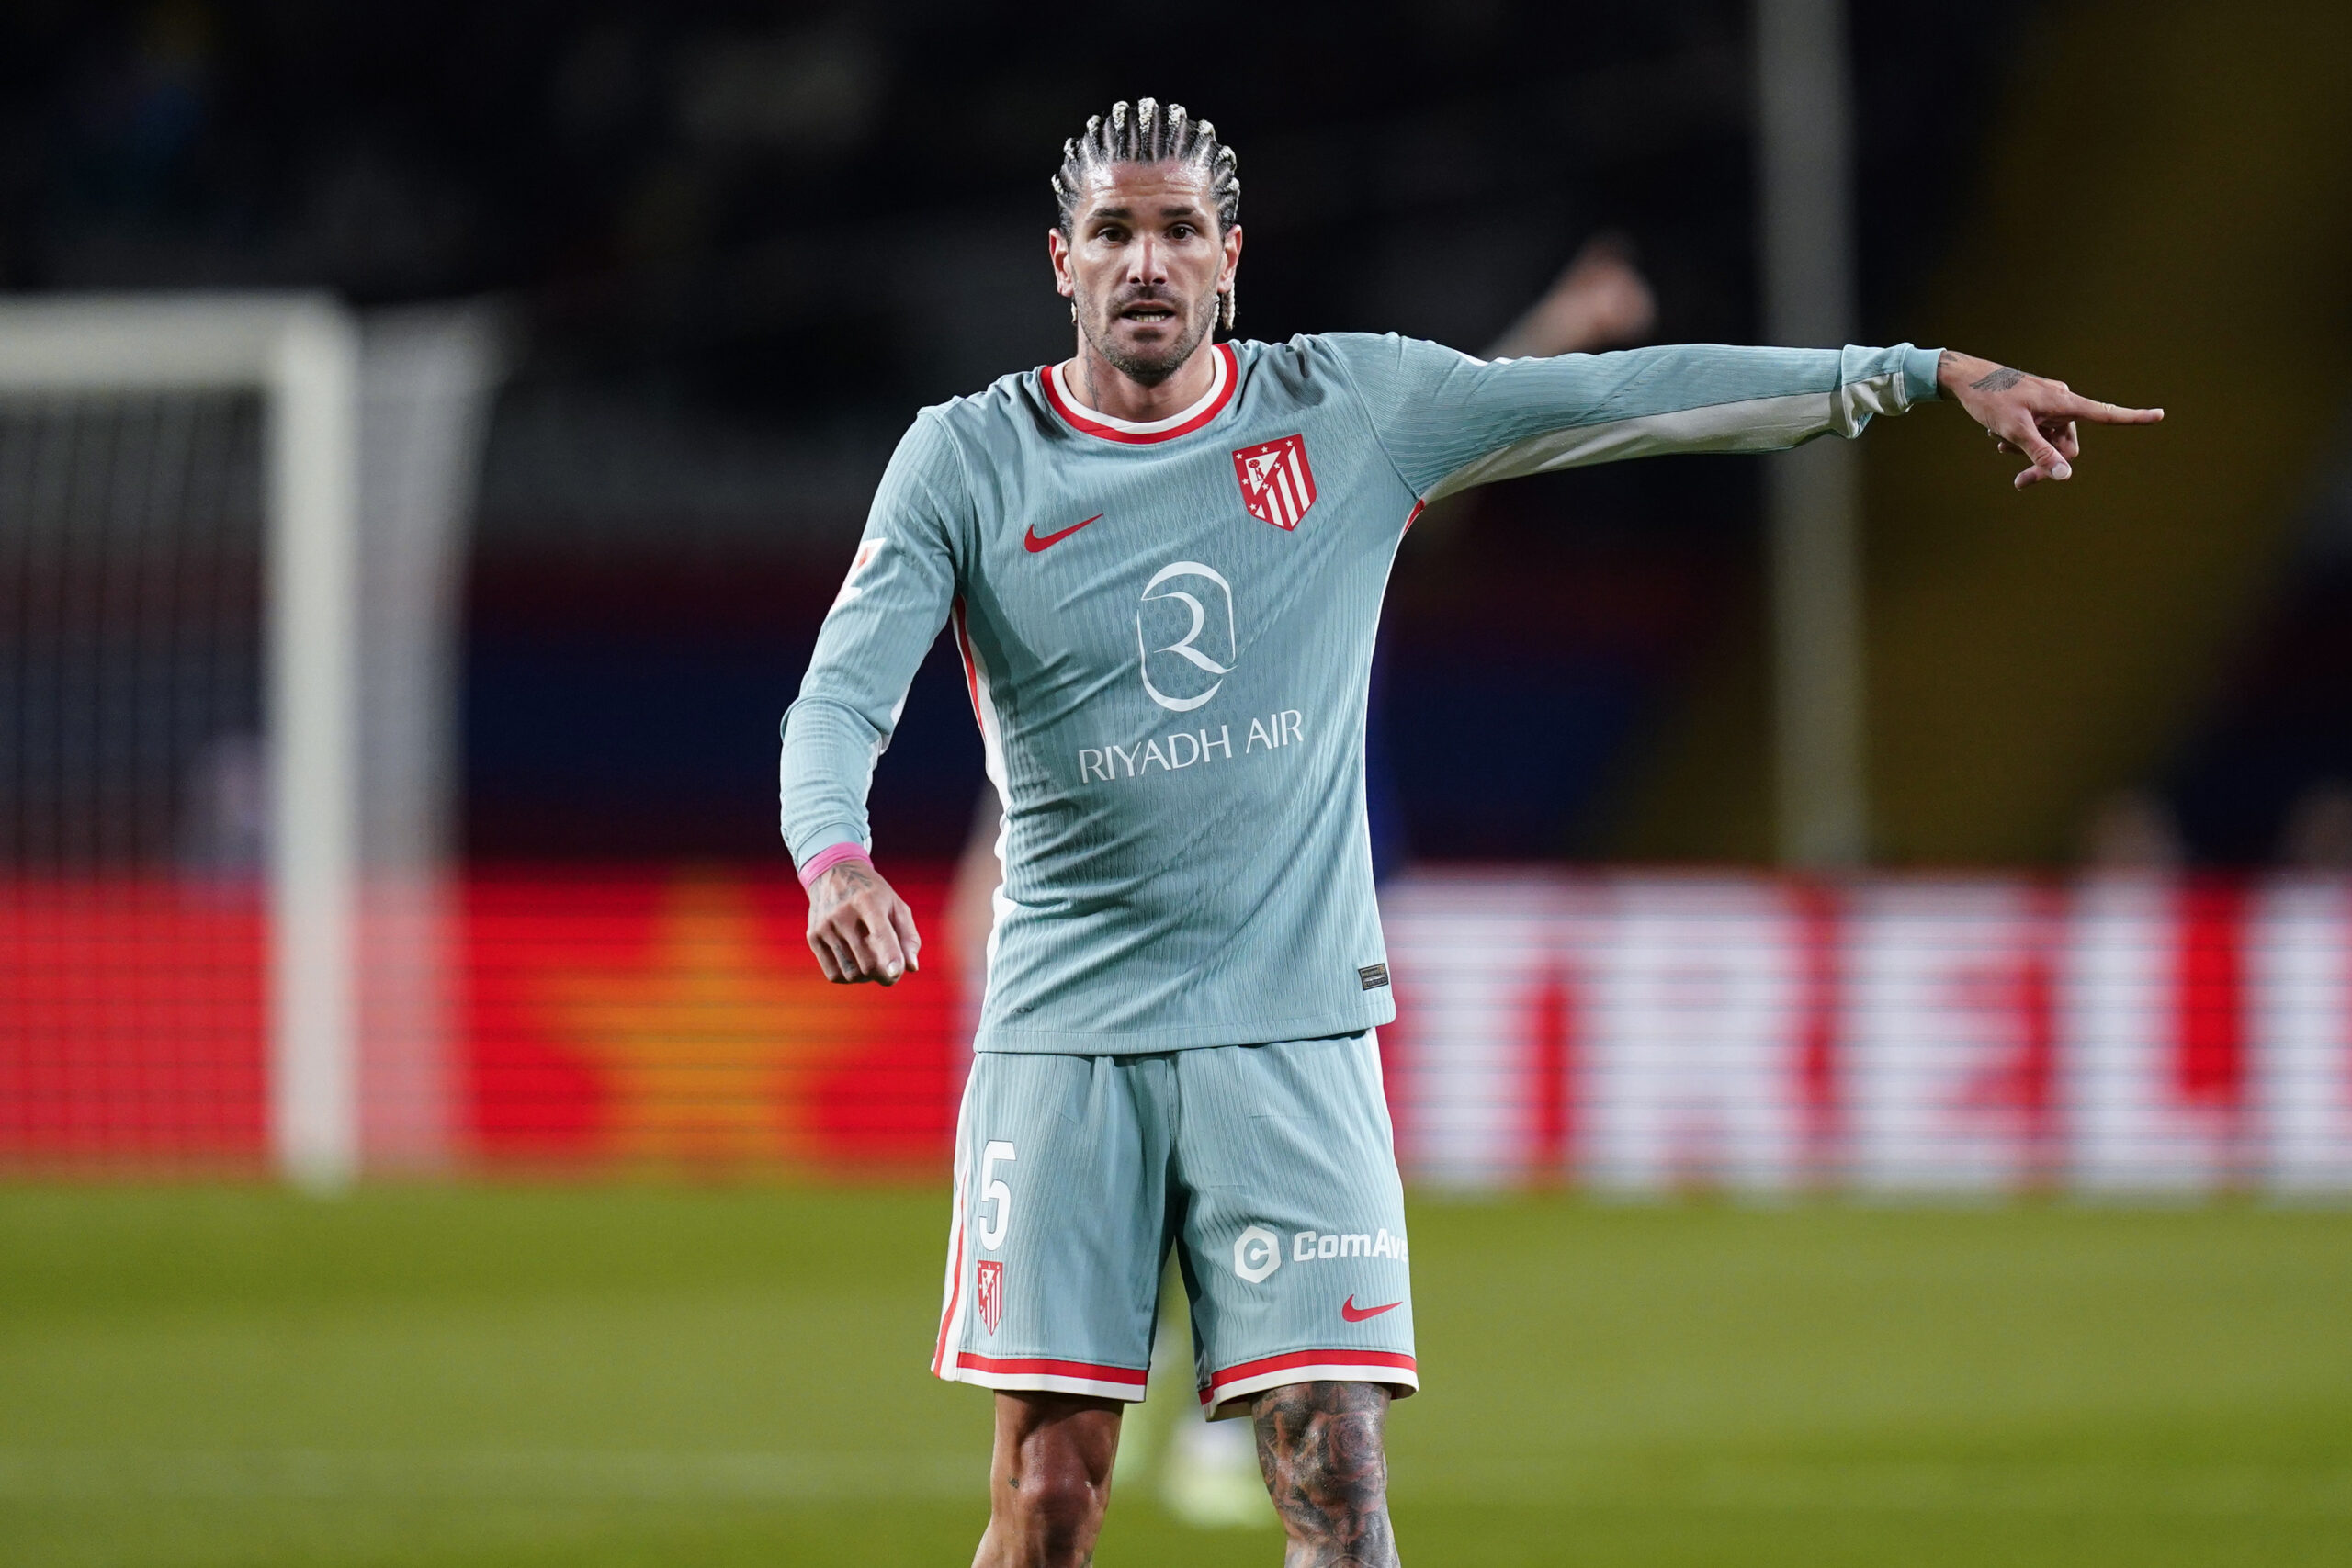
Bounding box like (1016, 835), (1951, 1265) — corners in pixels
(1233, 434), (1317, 529)
(1136, 561), (1235, 713)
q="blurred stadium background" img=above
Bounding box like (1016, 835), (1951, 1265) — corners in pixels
(3, 2), (2350, 1564)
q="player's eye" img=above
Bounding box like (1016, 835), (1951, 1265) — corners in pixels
(1170, 224), (1196, 240)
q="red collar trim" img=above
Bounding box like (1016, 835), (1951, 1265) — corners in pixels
(1039, 342), (1238, 444)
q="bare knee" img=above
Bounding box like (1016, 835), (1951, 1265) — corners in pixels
(980, 1392), (1120, 1568)
(1252, 1381), (1398, 1568)
(1001, 1461), (1103, 1546)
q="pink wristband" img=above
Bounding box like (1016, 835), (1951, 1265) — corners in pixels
(797, 842), (873, 890)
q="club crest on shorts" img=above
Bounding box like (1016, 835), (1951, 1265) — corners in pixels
(1232, 434), (1317, 530)
(976, 1259), (1004, 1335)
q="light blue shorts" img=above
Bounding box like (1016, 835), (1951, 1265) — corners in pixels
(930, 1032), (1417, 1419)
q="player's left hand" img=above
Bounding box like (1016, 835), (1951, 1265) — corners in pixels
(1939, 349), (2162, 490)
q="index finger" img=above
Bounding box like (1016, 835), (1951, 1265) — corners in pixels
(2065, 394), (2164, 424)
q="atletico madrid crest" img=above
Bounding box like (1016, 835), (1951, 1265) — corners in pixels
(977, 1259), (1004, 1336)
(1233, 434), (1317, 530)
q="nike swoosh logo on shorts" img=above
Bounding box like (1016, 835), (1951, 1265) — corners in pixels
(1023, 513), (1102, 553)
(1340, 1295), (1401, 1323)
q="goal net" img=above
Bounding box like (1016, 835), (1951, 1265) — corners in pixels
(0, 296), (498, 1186)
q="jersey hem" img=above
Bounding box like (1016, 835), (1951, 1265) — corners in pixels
(972, 999), (1395, 1055)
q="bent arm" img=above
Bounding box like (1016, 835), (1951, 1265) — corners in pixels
(1326, 333), (1943, 501)
(780, 413), (967, 982)
(779, 414), (966, 871)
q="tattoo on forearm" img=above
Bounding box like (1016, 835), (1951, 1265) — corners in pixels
(1971, 365), (2024, 392)
(808, 864), (888, 979)
(810, 862), (879, 924)
(1252, 1382), (1397, 1568)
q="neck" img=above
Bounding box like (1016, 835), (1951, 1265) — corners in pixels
(1059, 333), (1221, 424)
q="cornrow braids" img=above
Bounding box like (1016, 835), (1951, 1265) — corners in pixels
(1052, 98), (1241, 331)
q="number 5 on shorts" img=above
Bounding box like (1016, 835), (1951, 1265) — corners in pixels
(978, 1141), (1016, 1248)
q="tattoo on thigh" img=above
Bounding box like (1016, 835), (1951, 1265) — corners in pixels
(1252, 1382), (1397, 1568)
(1970, 365), (2024, 392)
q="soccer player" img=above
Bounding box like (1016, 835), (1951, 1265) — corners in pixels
(931, 227), (1656, 1533)
(779, 99), (2160, 1567)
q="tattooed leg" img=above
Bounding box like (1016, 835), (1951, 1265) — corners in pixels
(1251, 1382), (1399, 1568)
(973, 1391), (1122, 1568)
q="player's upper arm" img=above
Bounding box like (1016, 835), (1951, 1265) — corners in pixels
(779, 412), (969, 861)
(1319, 332), (1940, 500)
(798, 411), (968, 722)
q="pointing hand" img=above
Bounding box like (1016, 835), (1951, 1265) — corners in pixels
(1939, 349), (2163, 490)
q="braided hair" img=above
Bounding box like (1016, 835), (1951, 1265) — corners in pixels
(1052, 99), (1241, 331)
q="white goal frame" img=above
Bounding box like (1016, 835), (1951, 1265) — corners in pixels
(0, 294), (361, 1190)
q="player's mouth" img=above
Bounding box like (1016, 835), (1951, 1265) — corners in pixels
(1115, 299), (1179, 328)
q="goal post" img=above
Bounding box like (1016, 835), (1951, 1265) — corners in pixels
(0, 295), (362, 1185)
(0, 293), (489, 1194)
(269, 303), (364, 1191)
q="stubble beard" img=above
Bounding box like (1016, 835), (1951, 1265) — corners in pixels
(1074, 279), (1219, 387)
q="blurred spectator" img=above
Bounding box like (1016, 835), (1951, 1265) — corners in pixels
(2080, 787), (2185, 871)
(2279, 779), (2352, 870)
(1487, 234), (1657, 361)
(179, 732), (269, 874)
(70, 2), (216, 209)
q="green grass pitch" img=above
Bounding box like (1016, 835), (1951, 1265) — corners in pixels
(2, 1185), (2347, 1566)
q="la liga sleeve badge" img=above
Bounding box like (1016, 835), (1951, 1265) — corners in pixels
(1232, 434), (1317, 530)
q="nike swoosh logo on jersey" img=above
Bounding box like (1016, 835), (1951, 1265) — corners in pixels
(1023, 513), (1102, 552)
(1340, 1295), (1402, 1323)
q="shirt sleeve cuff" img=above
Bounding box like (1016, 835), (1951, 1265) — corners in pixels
(797, 840), (874, 890)
(1902, 344), (1945, 405)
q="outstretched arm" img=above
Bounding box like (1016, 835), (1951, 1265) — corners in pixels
(1938, 349), (2164, 490)
(1332, 334), (2161, 502)
(1329, 336), (1946, 501)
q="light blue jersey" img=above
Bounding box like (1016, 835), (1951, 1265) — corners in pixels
(781, 333), (1942, 1053)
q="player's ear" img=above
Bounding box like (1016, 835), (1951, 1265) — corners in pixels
(1048, 229), (1075, 297)
(1217, 225), (1242, 333)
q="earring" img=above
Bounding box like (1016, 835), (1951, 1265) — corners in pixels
(1069, 300), (1078, 323)
(1219, 287), (1236, 333)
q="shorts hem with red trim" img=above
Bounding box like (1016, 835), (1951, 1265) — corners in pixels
(1200, 1348), (1419, 1421)
(944, 1350), (1149, 1403)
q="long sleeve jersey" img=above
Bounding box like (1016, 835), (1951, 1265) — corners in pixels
(781, 333), (1944, 1053)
